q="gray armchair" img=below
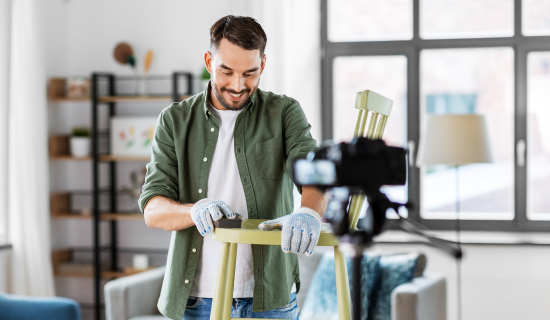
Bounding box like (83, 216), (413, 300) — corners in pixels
(104, 266), (167, 320)
(392, 272), (446, 320)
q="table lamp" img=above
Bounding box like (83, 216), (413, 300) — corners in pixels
(416, 114), (493, 320)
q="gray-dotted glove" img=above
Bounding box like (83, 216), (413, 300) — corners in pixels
(191, 198), (241, 235)
(258, 207), (322, 256)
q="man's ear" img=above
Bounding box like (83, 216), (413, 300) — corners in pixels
(204, 51), (213, 73)
(260, 54), (266, 74)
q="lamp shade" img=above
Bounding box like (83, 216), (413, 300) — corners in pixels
(416, 114), (493, 166)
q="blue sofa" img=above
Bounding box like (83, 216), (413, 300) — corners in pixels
(0, 292), (81, 320)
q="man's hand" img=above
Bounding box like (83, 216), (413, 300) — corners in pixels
(191, 198), (241, 235)
(258, 207), (322, 256)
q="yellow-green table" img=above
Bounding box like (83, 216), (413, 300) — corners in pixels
(209, 219), (351, 320)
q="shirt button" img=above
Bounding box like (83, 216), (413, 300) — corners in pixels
(211, 128), (215, 132)
(185, 279), (189, 284)
(203, 157), (208, 162)
(192, 248), (196, 253)
(198, 189), (202, 193)
(237, 148), (241, 153)
(244, 177), (248, 183)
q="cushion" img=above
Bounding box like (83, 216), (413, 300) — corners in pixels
(368, 252), (419, 320)
(413, 253), (427, 278)
(300, 251), (381, 320)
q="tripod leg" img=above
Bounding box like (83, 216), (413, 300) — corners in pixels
(352, 255), (362, 320)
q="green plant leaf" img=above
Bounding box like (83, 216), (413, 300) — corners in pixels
(72, 126), (90, 137)
(200, 66), (210, 80)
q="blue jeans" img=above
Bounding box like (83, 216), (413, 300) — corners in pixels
(182, 292), (299, 320)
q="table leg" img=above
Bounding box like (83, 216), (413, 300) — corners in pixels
(211, 242), (230, 320)
(334, 246), (352, 320)
(222, 243), (238, 320)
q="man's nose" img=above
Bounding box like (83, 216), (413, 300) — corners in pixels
(228, 74), (245, 92)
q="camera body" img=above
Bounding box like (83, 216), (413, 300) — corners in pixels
(293, 138), (407, 193)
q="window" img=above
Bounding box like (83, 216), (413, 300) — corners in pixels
(527, 52), (550, 220)
(420, 48), (515, 220)
(321, 0), (550, 231)
(328, 0), (413, 42)
(420, 0), (514, 39)
(332, 56), (408, 214)
(523, 0), (550, 36)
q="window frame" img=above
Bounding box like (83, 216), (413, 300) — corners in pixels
(321, 0), (550, 231)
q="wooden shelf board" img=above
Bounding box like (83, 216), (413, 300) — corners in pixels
(50, 155), (150, 161)
(50, 155), (92, 161)
(52, 212), (144, 220)
(54, 268), (153, 279)
(54, 270), (124, 279)
(99, 155), (150, 162)
(49, 97), (90, 102)
(98, 95), (190, 103)
(52, 213), (93, 219)
(101, 213), (144, 220)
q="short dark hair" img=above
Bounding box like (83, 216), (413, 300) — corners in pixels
(210, 15), (267, 56)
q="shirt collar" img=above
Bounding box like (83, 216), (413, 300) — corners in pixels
(203, 81), (258, 119)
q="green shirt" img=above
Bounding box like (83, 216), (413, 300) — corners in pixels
(138, 85), (318, 320)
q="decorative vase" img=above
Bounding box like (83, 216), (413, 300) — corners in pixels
(70, 137), (90, 157)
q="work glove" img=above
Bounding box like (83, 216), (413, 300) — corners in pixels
(258, 207), (322, 256)
(191, 198), (241, 236)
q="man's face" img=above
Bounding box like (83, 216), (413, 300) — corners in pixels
(204, 38), (266, 111)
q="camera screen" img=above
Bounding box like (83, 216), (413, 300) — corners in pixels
(294, 159), (337, 185)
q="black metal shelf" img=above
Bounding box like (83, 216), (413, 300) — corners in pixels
(87, 71), (192, 320)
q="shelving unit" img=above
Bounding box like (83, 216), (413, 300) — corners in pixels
(49, 72), (193, 320)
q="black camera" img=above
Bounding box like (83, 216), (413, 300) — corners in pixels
(293, 138), (407, 192)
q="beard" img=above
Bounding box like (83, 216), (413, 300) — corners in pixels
(211, 79), (259, 111)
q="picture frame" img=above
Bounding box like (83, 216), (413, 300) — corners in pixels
(110, 117), (157, 156)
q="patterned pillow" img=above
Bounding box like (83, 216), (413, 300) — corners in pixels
(300, 251), (381, 320)
(368, 253), (419, 320)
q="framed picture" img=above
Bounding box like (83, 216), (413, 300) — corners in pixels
(111, 117), (157, 156)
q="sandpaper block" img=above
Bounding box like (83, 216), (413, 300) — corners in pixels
(214, 216), (242, 229)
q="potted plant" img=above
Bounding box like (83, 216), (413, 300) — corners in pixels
(200, 66), (210, 91)
(70, 126), (91, 157)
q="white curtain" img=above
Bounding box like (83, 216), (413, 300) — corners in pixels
(244, 0), (322, 141)
(6, 0), (55, 296)
(0, 0), (12, 294)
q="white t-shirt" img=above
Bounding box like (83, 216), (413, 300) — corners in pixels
(190, 103), (255, 298)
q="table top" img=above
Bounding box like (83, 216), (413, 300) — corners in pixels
(211, 219), (339, 246)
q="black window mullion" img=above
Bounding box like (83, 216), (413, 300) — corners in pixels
(407, 0), (421, 222)
(515, 49), (528, 230)
(320, 0), (332, 141)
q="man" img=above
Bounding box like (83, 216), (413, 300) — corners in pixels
(139, 15), (327, 320)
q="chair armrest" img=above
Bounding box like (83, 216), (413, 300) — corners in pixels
(391, 272), (447, 320)
(104, 266), (166, 320)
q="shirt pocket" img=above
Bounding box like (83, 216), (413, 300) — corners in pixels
(253, 137), (284, 180)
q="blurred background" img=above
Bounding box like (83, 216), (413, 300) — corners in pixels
(1, 0), (550, 320)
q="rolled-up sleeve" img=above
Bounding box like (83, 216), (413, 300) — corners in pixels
(282, 99), (318, 193)
(138, 108), (179, 213)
